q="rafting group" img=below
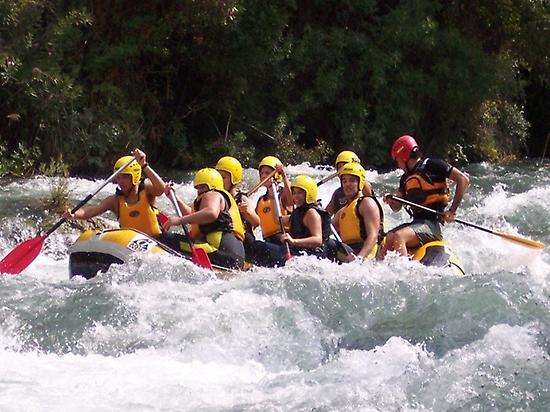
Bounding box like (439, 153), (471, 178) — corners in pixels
(60, 134), (470, 272)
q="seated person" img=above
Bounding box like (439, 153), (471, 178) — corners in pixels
(163, 168), (245, 269)
(281, 175), (332, 259)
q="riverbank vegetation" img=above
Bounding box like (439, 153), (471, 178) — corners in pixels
(1, 1), (548, 176)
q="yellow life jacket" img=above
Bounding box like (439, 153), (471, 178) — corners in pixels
(337, 195), (385, 258)
(118, 188), (162, 237)
(255, 191), (288, 239)
(225, 190), (245, 241)
(404, 159), (450, 207)
(190, 189), (245, 241)
(338, 196), (363, 245)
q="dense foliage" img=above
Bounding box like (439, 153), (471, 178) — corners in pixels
(0, 0), (548, 175)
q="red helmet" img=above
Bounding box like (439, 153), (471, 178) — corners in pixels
(391, 135), (419, 162)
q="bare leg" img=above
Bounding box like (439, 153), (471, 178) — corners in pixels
(379, 231), (394, 259)
(391, 226), (420, 256)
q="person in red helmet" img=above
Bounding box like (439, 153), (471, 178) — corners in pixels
(381, 135), (469, 258)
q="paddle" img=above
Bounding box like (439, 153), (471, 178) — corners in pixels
(0, 157), (137, 275)
(316, 171), (338, 186)
(271, 182), (292, 260)
(167, 189), (213, 270)
(330, 224), (356, 258)
(244, 170), (276, 197)
(389, 195), (545, 250)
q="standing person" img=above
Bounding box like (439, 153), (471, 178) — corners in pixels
(243, 156), (293, 266)
(163, 168), (245, 269)
(333, 162), (385, 262)
(281, 175), (332, 258)
(325, 150), (373, 215)
(63, 149), (167, 238)
(381, 135), (469, 258)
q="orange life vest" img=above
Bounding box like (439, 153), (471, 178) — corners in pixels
(255, 190), (288, 239)
(403, 159), (450, 207)
(118, 188), (162, 237)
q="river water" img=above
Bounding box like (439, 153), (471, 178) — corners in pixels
(1, 161), (548, 411)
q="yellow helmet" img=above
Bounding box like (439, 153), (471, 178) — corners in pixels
(113, 156), (141, 186)
(338, 162), (365, 191)
(215, 156), (243, 185)
(193, 168), (224, 190)
(259, 155), (283, 182)
(335, 150), (361, 166)
(259, 155), (281, 170)
(291, 175), (318, 204)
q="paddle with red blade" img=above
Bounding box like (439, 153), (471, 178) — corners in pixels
(271, 182), (292, 261)
(0, 157), (137, 275)
(389, 195), (545, 250)
(167, 189), (213, 270)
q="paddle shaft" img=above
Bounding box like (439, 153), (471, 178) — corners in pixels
(271, 182), (292, 259)
(245, 170), (276, 197)
(389, 195), (492, 234)
(330, 224), (355, 257)
(167, 189), (213, 270)
(246, 169), (335, 199)
(316, 171), (338, 186)
(46, 157), (137, 236)
(168, 189), (194, 245)
(389, 195), (544, 249)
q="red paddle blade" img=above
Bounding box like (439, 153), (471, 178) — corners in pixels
(0, 235), (46, 275)
(191, 247), (213, 270)
(157, 212), (169, 226)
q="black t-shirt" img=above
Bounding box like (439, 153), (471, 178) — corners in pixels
(330, 187), (348, 214)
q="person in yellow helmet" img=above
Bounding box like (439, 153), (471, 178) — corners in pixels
(215, 155), (259, 258)
(215, 156), (243, 197)
(163, 168), (245, 269)
(332, 162), (385, 262)
(325, 150), (373, 215)
(280, 175), (332, 259)
(63, 149), (167, 238)
(252, 155), (293, 236)
(240, 155), (293, 266)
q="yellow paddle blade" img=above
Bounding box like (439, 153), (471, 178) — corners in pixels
(495, 231), (545, 249)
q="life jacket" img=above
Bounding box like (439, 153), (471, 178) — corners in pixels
(404, 158), (450, 209)
(191, 189), (245, 241)
(289, 204), (332, 242)
(255, 187), (288, 239)
(117, 184), (163, 237)
(337, 195), (385, 246)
